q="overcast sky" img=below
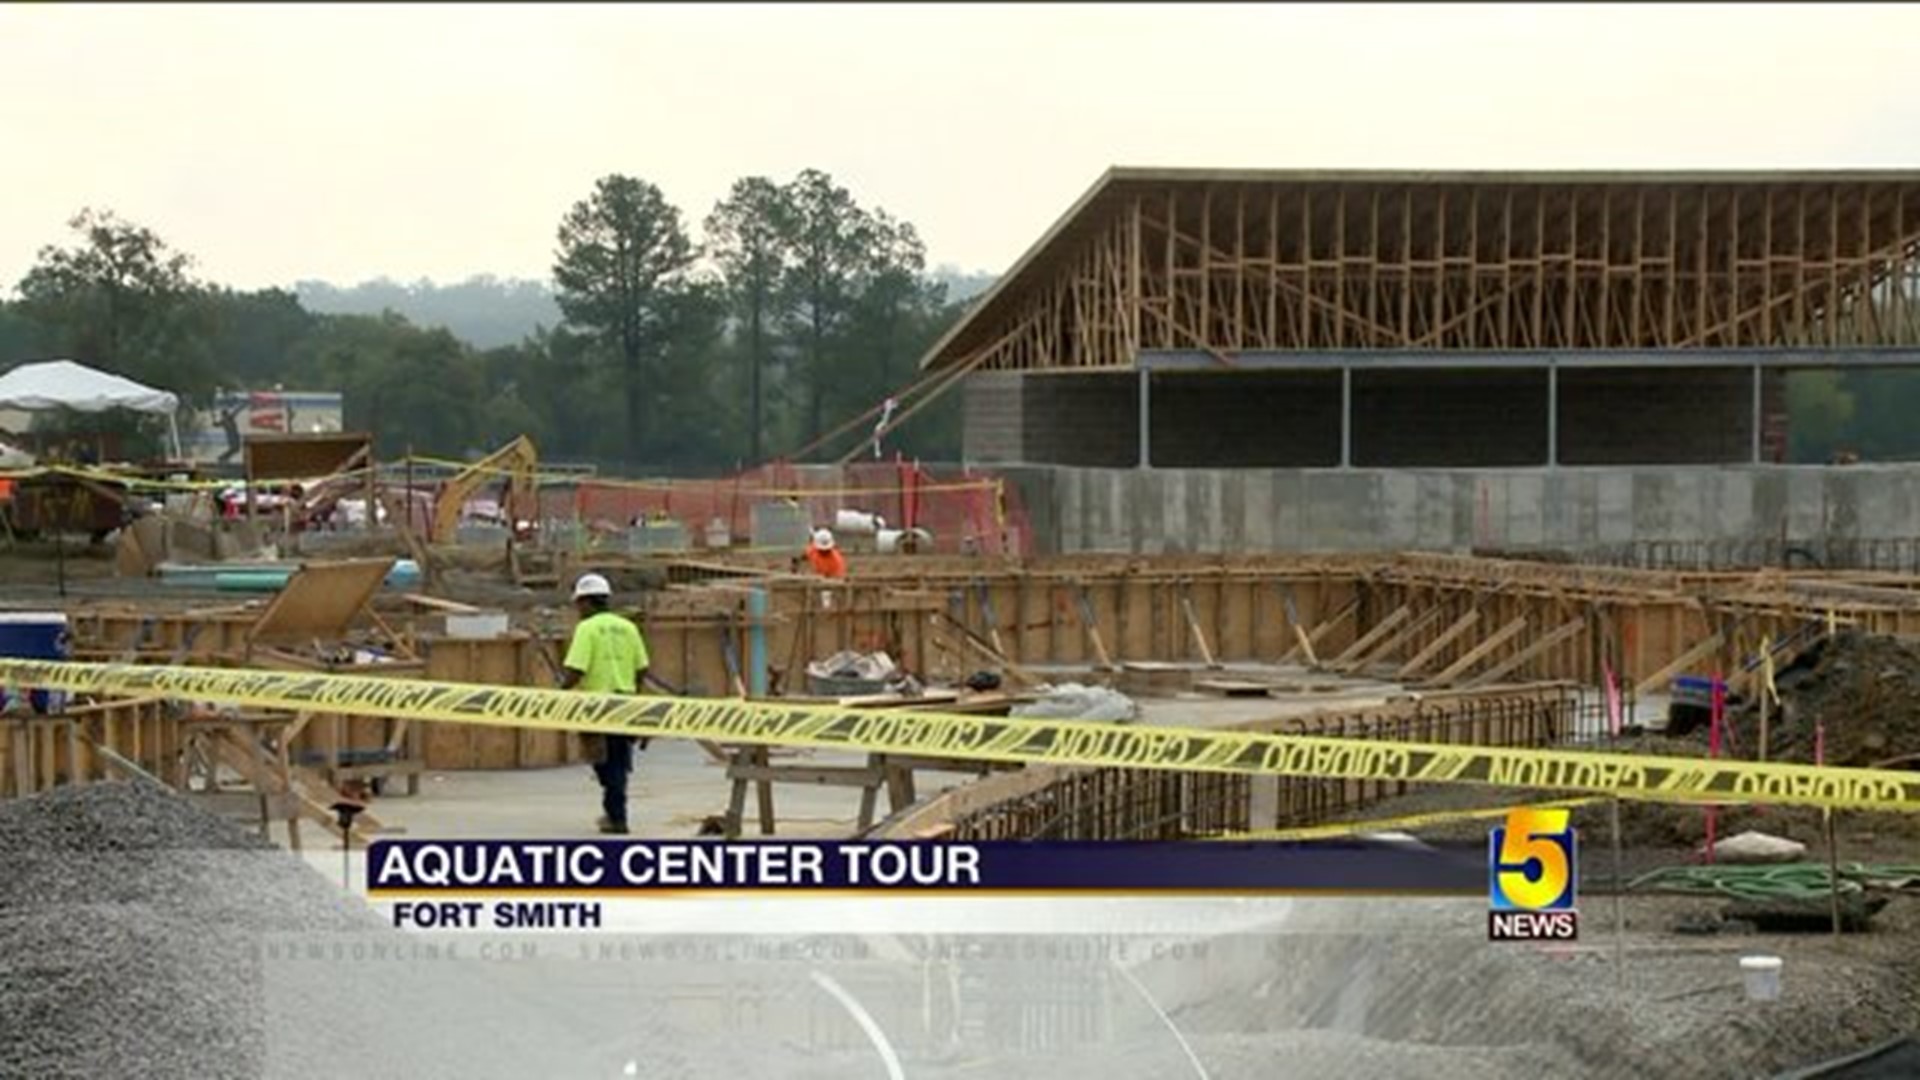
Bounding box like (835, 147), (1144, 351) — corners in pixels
(5, 3), (1919, 293)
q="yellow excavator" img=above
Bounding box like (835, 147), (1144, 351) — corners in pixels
(429, 435), (539, 544)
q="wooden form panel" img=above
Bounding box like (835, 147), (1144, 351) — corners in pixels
(1, 699), (175, 796)
(46, 553), (1920, 776)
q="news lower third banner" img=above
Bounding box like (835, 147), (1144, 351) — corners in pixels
(367, 839), (1488, 896)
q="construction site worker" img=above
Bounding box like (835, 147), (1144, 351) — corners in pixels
(805, 528), (847, 579)
(559, 572), (650, 835)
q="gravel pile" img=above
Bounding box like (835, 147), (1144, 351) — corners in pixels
(0, 782), (606, 1079)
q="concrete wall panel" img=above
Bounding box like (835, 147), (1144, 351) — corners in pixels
(1013, 465), (1920, 558)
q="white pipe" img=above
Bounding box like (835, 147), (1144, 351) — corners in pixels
(809, 970), (906, 1080)
(1113, 961), (1211, 1080)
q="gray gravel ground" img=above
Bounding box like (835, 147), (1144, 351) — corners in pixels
(0, 783), (621, 1078)
(6, 784), (1917, 1079)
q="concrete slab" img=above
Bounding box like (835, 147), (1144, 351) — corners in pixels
(1502, 472), (1545, 547)
(1823, 469), (1863, 541)
(1301, 471), (1378, 550)
(1594, 469), (1634, 543)
(1785, 469), (1825, 537)
(1708, 469), (1755, 539)
(1376, 471), (1419, 549)
(1667, 470), (1707, 542)
(1630, 471), (1676, 539)
(1239, 470), (1277, 550)
(1271, 471), (1306, 548)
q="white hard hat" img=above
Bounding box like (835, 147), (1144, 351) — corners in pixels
(811, 528), (835, 550)
(572, 573), (612, 600)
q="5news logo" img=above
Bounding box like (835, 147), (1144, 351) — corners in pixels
(1488, 807), (1579, 942)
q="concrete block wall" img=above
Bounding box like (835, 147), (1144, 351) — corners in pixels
(1150, 371), (1342, 467)
(1351, 370), (1548, 467)
(1558, 368), (1755, 465)
(1005, 464), (1920, 556)
(1018, 373), (1139, 467)
(965, 365), (1779, 471)
(961, 372), (1024, 464)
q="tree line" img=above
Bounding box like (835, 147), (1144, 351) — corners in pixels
(0, 170), (979, 471)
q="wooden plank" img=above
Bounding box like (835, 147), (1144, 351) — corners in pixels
(401, 593), (483, 615)
(1195, 678), (1276, 698)
(931, 611), (1044, 688)
(247, 558), (395, 648)
(1179, 592), (1222, 669)
(1424, 616), (1529, 687)
(1464, 618), (1587, 688)
(1280, 598), (1359, 664)
(1340, 604), (1448, 672)
(836, 690), (963, 708)
(1075, 584), (1118, 672)
(1395, 609), (1480, 678)
(1327, 603), (1411, 667)
(1631, 632), (1727, 698)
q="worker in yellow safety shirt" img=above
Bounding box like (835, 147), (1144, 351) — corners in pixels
(559, 573), (650, 835)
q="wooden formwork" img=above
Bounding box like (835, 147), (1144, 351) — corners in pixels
(40, 551), (1920, 780)
(872, 682), (1578, 842)
(1, 697), (175, 797)
(761, 559), (1363, 676)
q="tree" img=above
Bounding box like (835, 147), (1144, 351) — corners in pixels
(779, 169), (881, 447)
(289, 312), (486, 456)
(851, 211), (936, 391)
(15, 208), (217, 401)
(551, 175), (698, 465)
(705, 177), (793, 463)
(0, 301), (49, 366)
(200, 287), (316, 387)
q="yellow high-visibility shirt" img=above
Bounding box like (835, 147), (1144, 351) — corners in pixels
(563, 611), (649, 694)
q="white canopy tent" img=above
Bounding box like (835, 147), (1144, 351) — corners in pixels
(0, 359), (182, 459)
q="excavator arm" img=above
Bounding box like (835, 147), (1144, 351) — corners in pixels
(429, 435), (538, 544)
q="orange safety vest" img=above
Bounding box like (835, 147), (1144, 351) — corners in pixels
(805, 546), (847, 579)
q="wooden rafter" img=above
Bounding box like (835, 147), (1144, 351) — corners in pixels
(953, 175), (1920, 372)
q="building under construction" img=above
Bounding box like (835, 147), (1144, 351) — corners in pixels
(929, 170), (1920, 561)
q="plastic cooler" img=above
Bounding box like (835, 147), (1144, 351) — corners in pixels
(0, 613), (71, 715)
(1671, 675), (1725, 708)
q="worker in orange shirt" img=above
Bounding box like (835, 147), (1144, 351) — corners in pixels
(804, 528), (847, 579)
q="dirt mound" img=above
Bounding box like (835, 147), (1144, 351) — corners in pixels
(1756, 631), (1920, 768)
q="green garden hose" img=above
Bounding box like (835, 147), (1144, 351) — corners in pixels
(1628, 864), (1920, 903)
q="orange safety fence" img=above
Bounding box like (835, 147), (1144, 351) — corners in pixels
(542, 459), (1031, 556)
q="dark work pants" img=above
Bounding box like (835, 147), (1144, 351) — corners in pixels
(592, 735), (637, 826)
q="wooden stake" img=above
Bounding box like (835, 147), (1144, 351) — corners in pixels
(1075, 585), (1118, 673)
(1825, 808), (1843, 938)
(1611, 797), (1627, 992)
(1180, 592), (1221, 670)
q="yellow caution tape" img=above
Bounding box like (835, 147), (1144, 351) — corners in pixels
(0, 463), (383, 493)
(1210, 798), (1606, 842)
(403, 452), (1000, 499)
(1213, 781), (1829, 841)
(5, 659), (1919, 812)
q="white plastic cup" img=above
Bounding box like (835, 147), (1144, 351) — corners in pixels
(1740, 956), (1783, 1002)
